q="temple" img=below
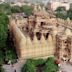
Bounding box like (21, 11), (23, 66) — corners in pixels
(9, 5), (72, 62)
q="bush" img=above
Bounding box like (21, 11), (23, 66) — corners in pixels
(11, 6), (21, 13)
(21, 58), (59, 72)
(0, 51), (4, 65)
(21, 5), (33, 16)
(55, 12), (67, 20)
(34, 59), (45, 66)
(43, 57), (58, 72)
(21, 59), (36, 72)
(55, 6), (67, 20)
(0, 13), (9, 49)
(0, 66), (5, 72)
(21, 59), (45, 72)
(0, 3), (11, 15)
(6, 50), (17, 61)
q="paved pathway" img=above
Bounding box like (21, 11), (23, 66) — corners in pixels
(60, 62), (72, 72)
(3, 59), (26, 72)
(3, 65), (14, 72)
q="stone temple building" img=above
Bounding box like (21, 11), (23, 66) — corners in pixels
(9, 5), (72, 62)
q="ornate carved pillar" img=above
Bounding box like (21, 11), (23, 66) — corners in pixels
(55, 35), (62, 59)
(69, 36), (72, 62)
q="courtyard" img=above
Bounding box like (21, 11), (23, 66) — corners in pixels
(59, 61), (72, 72)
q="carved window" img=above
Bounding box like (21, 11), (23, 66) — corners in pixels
(29, 31), (34, 41)
(44, 33), (49, 40)
(36, 32), (42, 40)
(41, 22), (45, 27)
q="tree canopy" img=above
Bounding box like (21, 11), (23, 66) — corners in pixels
(0, 3), (11, 15)
(0, 13), (9, 49)
(67, 9), (72, 20)
(0, 51), (4, 65)
(55, 12), (67, 20)
(11, 6), (21, 13)
(21, 5), (33, 16)
(43, 57), (58, 72)
(21, 58), (59, 72)
(0, 3), (33, 16)
(55, 6), (67, 20)
(0, 66), (5, 72)
(21, 59), (36, 72)
(55, 6), (66, 12)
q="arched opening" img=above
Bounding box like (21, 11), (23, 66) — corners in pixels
(33, 21), (36, 28)
(46, 33), (49, 39)
(44, 33), (49, 40)
(29, 31), (34, 41)
(41, 22), (45, 27)
(36, 32), (42, 40)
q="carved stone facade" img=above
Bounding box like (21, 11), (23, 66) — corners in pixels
(9, 5), (72, 61)
(55, 35), (72, 61)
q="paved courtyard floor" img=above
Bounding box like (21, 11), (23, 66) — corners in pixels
(59, 61), (72, 72)
(3, 59), (26, 72)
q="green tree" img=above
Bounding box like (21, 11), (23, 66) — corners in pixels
(5, 50), (17, 61)
(5, 31), (17, 61)
(0, 3), (11, 15)
(0, 13), (9, 65)
(21, 58), (59, 72)
(67, 9), (72, 20)
(0, 51), (4, 65)
(21, 59), (45, 72)
(34, 59), (45, 66)
(55, 6), (66, 12)
(55, 12), (67, 20)
(0, 66), (5, 72)
(0, 13), (9, 49)
(43, 57), (58, 72)
(11, 6), (21, 13)
(21, 5), (33, 16)
(21, 59), (36, 72)
(55, 6), (67, 20)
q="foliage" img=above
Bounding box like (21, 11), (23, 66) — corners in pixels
(34, 59), (45, 66)
(0, 3), (11, 15)
(55, 6), (67, 20)
(21, 5), (33, 16)
(21, 58), (59, 72)
(0, 13), (17, 64)
(5, 50), (16, 61)
(0, 13), (9, 49)
(0, 3), (33, 16)
(21, 59), (45, 72)
(67, 9), (72, 20)
(11, 6), (21, 13)
(21, 59), (36, 72)
(0, 51), (4, 65)
(5, 31), (17, 63)
(0, 66), (5, 72)
(55, 6), (72, 20)
(55, 12), (67, 20)
(43, 57), (58, 72)
(55, 6), (66, 12)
